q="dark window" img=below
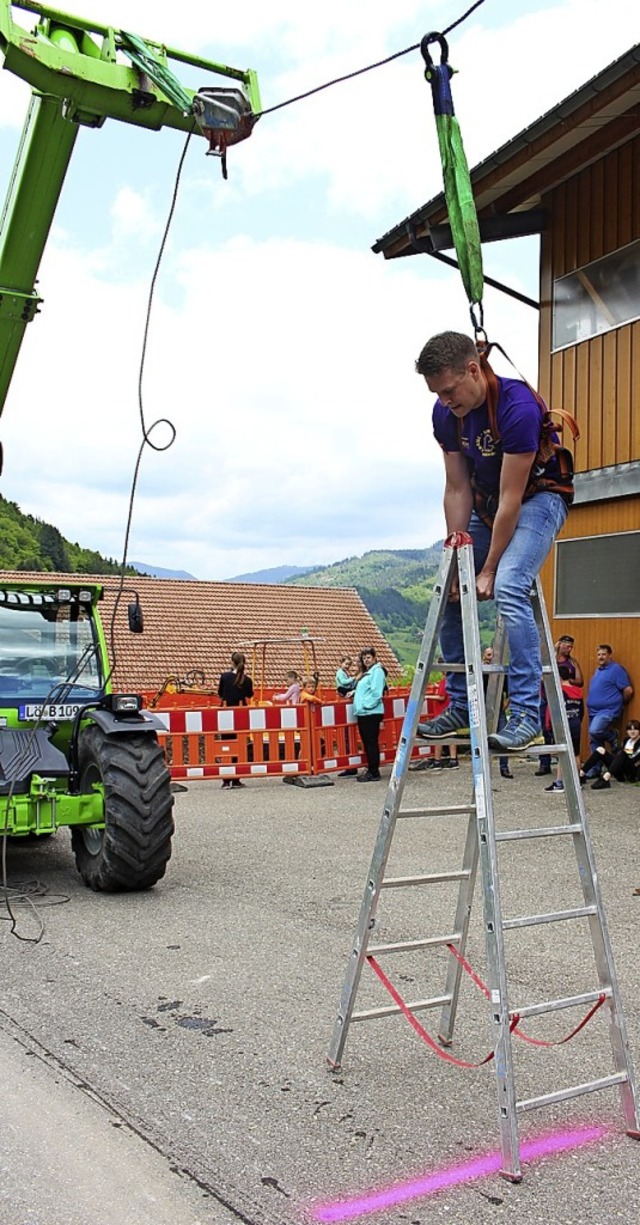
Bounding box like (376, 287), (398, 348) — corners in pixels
(555, 532), (640, 617)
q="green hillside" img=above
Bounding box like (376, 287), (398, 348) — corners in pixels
(0, 494), (137, 576)
(286, 545), (497, 667)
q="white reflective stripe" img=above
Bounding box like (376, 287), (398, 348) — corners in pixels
(218, 710), (236, 732)
(324, 758), (338, 768)
(185, 711), (203, 733)
(249, 764), (269, 775)
(186, 767), (205, 777)
(219, 767), (237, 777)
(155, 712), (170, 730)
(280, 707), (298, 729)
(392, 698), (406, 719)
(249, 709), (267, 730)
(321, 705), (336, 727)
(282, 762), (301, 773)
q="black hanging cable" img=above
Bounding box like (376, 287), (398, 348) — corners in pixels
(255, 0), (486, 119)
(106, 125), (196, 685)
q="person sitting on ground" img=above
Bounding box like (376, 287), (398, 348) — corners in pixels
(543, 664), (584, 794)
(352, 647), (386, 782)
(273, 669), (302, 705)
(335, 655), (356, 697)
(579, 719), (640, 791)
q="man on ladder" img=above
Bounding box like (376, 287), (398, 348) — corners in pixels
(415, 330), (571, 753)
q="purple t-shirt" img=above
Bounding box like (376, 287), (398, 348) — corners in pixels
(433, 376), (559, 498)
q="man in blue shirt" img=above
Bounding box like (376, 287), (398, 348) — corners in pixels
(415, 331), (570, 752)
(586, 644), (633, 754)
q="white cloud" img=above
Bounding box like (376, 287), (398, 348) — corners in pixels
(1, 1), (636, 578)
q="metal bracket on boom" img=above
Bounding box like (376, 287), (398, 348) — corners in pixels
(192, 88), (257, 179)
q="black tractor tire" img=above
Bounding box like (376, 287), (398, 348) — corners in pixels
(71, 725), (174, 892)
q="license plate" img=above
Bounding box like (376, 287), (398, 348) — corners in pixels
(19, 703), (83, 722)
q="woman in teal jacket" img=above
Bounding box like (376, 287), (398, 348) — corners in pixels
(352, 647), (387, 781)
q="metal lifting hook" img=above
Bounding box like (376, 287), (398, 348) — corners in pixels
(420, 32), (450, 72)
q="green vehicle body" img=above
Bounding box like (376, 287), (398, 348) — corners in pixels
(0, 4), (261, 887)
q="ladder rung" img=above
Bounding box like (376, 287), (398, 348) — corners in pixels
(517, 1072), (628, 1114)
(352, 993), (451, 1023)
(503, 905), (597, 930)
(381, 870), (472, 889)
(511, 988), (612, 1020)
(495, 822), (583, 842)
(368, 933), (462, 956)
(399, 804), (475, 819)
(514, 744), (569, 756)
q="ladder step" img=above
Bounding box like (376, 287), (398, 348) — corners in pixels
(503, 905), (597, 930)
(368, 933), (462, 956)
(495, 822), (583, 842)
(352, 993), (451, 1023)
(511, 988), (611, 1020)
(517, 1072), (628, 1114)
(399, 804), (475, 819)
(381, 870), (472, 889)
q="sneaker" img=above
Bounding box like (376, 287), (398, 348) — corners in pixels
(591, 777), (611, 791)
(534, 766), (552, 777)
(500, 767), (514, 779)
(544, 779), (564, 792)
(445, 758), (460, 769)
(338, 769), (358, 777)
(357, 770), (380, 782)
(430, 759), (446, 770)
(417, 706), (469, 739)
(488, 713), (543, 753)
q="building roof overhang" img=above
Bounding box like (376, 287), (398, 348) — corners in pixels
(373, 44), (640, 261)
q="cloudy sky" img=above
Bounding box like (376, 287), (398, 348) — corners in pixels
(0, 1), (637, 579)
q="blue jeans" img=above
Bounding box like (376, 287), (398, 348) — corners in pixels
(587, 711), (620, 755)
(441, 493), (568, 722)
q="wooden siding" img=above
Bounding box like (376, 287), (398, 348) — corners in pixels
(539, 136), (640, 473)
(538, 135), (639, 747)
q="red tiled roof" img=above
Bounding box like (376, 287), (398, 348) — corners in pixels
(0, 572), (402, 694)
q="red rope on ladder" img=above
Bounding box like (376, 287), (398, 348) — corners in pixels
(366, 955), (518, 1069)
(445, 943), (607, 1047)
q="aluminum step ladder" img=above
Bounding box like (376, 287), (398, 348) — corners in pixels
(327, 531), (639, 1180)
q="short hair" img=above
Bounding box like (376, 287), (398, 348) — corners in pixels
(558, 663), (572, 680)
(415, 331), (477, 378)
(597, 644), (613, 653)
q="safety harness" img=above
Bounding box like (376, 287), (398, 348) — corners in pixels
(459, 342), (580, 528)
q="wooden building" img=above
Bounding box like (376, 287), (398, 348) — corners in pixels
(373, 45), (640, 727)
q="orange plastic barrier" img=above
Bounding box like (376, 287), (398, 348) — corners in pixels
(309, 689), (441, 774)
(154, 703), (312, 782)
(148, 685), (443, 782)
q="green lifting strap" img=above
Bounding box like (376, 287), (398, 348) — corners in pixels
(119, 30), (194, 114)
(421, 33), (484, 323)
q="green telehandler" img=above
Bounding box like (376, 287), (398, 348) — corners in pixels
(0, 3), (260, 889)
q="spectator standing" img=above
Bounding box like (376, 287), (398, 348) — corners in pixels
(218, 650), (254, 708)
(579, 718), (640, 791)
(352, 647), (386, 782)
(543, 664), (584, 793)
(586, 645), (633, 763)
(482, 646), (512, 779)
(218, 651), (254, 790)
(536, 634), (584, 776)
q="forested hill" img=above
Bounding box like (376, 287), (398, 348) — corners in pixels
(285, 545), (497, 666)
(0, 494), (137, 575)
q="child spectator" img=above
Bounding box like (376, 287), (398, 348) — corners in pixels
(579, 718), (640, 791)
(273, 670), (302, 705)
(335, 655), (355, 697)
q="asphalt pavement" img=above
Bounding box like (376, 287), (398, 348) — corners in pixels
(0, 758), (638, 1224)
